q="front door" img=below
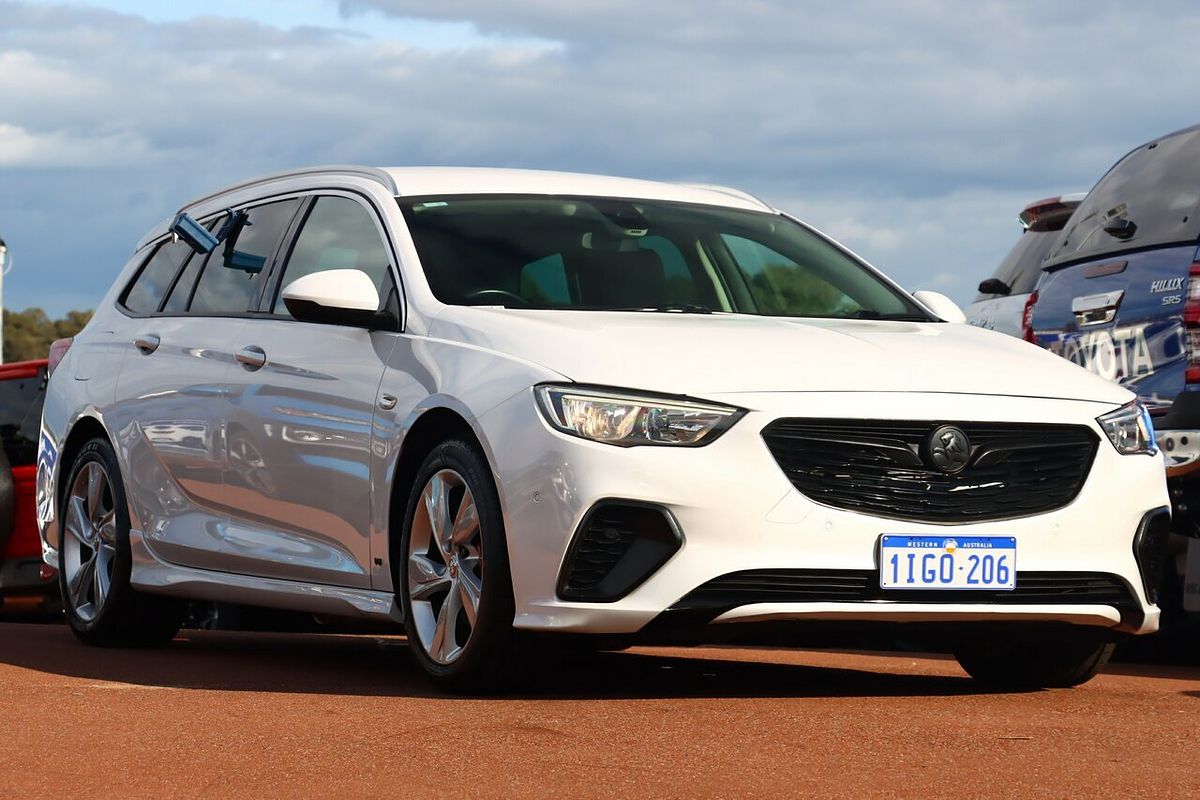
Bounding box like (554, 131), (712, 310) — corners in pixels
(218, 194), (400, 588)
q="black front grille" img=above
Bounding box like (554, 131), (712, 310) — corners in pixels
(762, 419), (1099, 523)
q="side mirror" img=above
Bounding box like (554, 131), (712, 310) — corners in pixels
(912, 290), (967, 324)
(169, 211), (218, 254)
(281, 269), (387, 328)
(977, 277), (1011, 296)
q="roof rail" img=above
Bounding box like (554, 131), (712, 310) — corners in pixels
(181, 165), (399, 211)
(678, 182), (773, 211)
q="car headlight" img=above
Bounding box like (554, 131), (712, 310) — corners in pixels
(1097, 400), (1158, 456)
(535, 385), (744, 447)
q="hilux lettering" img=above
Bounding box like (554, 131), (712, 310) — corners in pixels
(1150, 277), (1185, 293)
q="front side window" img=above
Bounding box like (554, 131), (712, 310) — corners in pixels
(721, 234), (860, 316)
(271, 196), (393, 317)
(399, 196), (926, 320)
(189, 199), (300, 315)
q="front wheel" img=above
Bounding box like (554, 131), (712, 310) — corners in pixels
(59, 438), (183, 646)
(954, 630), (1118, 689)
(398, 439), (516, 691)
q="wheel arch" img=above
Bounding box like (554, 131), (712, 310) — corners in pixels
(49, 414), (114, 553)
(58, 415), (113, 497)
(387, 406), (496, 586)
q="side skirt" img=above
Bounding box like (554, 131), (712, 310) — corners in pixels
(128, 529), (402, 623)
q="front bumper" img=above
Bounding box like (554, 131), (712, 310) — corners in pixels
(481, 390), (1167, 637)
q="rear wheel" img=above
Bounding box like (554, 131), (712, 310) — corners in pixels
(398, 439), (516, 691)
(954, 630), (1117, 689)
(59, 438), (183, 646)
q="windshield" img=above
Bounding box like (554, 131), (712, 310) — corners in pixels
(399, 196), (928, 320)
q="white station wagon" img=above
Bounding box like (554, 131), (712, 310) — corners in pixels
(37, 166), (1169, 690)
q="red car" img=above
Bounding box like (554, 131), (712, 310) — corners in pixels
(0, 358), (56, 610)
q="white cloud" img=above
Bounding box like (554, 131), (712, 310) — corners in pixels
(0, 121), (153, 167)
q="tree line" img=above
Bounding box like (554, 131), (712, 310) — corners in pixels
(3, 308), (93, 363)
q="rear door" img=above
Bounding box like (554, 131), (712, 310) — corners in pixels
(110, 198), (301, 570)
(1032, 128), (1200, 411)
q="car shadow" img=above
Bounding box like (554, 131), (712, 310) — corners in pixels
(0, 622), (1023, 700)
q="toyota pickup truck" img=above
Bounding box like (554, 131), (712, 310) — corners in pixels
(1031, 123), (1200, 628)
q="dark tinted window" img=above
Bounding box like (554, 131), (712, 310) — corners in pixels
(975, 229), (1058, 300)
(123, 239), (192, 314)
(190, 199), (300, 315)
(1046, 127), (1200, 266)
(0, 367), (46, 466)
(271, 196), (391, 317)
(160, 216), (221, 313)
(161, 249), (205, 313)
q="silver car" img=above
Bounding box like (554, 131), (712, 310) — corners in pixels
(38, 166), (1168, 691)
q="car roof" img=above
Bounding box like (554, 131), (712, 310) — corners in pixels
(380, 167), (773, 211)
(137, 166), (774, 252)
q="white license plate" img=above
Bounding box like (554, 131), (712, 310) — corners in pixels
(879, 535), (1016, 590)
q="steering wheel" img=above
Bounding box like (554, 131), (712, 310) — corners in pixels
(466, 289), (530, 307)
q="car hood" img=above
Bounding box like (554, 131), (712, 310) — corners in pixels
(429, 307), (1132, 404)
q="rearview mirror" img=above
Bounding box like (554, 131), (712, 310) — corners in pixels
(281, 269), (389, 328)
(912, 290), (967, 324)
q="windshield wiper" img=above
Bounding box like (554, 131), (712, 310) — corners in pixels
(844, 309), (929, 321)
(609, 304), (715, 314)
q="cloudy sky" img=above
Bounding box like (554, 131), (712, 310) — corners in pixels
(1, 0), (1198, 316)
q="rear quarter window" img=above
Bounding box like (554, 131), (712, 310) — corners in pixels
(121, 239), (193, 314)
(975, 229), (1058, 301)
(1046, 127), (1200, 267)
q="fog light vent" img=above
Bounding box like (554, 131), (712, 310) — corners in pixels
(557, 501), (682, 602)
(1132, 507), (1172, 605)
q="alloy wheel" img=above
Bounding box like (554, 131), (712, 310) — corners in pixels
(406, 469), (484, 664)
(61, 461), (118, 623)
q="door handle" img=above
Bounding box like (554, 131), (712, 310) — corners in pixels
(133, 334), (160, 354)
(1071, 290), (1124, 326)
(236, 345), (267, 370)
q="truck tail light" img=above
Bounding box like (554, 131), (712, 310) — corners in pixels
(47, 337), (72, 378)
(1021, 291), (1038, 343)
(1184, 261), (1200, 384)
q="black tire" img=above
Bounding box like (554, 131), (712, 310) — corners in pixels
(398, 438), (516, 692)
(954, 630), (1118, 689)
(59, 438), (183, 647)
